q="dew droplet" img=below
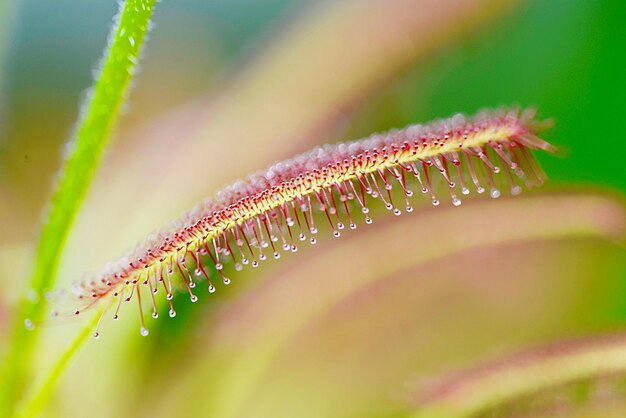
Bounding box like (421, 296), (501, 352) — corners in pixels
(310, 227), (318, 234)
(493, 166), (501, 174)
(208, 285), (216, 293)
(452, 197), (462, 207)
(462, 187), (470, 195)
(252, 260), (259, 267)
(291, 245), (298, 252)
(477, 186), (485, 194)
(362, 207), (369, 214)
(152, 312), (158, 319)
(223, 277), (231, 285)
(337, 222), (344, 230)
(490, 188), (501, 199)
(393, 208), (401, 216)
(274, 252), (280, 259)
(310, 237), (317, 244)
(169, 309), (176, 318)
(282, 243), (290, 251)
(432, 199), (440, 206)
(365, 217), (373, 224)
(350, 223), (357, 230)
(385, 203), (393, 210)
(333, 230), (341, 238)
(234, 263), (243, 271)
(406, 205), (413, 213)
(194, 268), (202, 276)
(299, 233), (306, 241)
(140, 327), (149, 337)
(24, 319), (34, 331)
(93, 332), (100, 339)
(190, 295), (198, 302)
(259, 254), (267, 261)
(189, 281), (196, 289)
(167, 293), (173, 301)
(113, 314), (119, 320)
(511, 185), (522, 195)
(215, 263), (223, 270)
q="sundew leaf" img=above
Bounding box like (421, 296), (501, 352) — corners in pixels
(137, 191), (625, 418)
(0, 0), (157, 414)
(61, 0), (518, 289)
(410, 332), (626, 418)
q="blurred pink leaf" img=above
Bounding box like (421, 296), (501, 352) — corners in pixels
(412, 332), (626, 418)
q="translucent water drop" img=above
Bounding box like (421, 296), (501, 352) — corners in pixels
(242, 258), (249, 265)
(271, 235), (279, 242)
(113, 314), (119, 320)
(283, 243), (290, 251)
(490, 188), (501, 199)
(493, 166), (501, 174)
(371, 192), (379, 198)
(152, 312), (158, 319)
(333, 230), (341, 238)
(261, 241), (269, 248)
(286, 218), (294, 226)
(350, 223), (357, 230)
(140, 327), (149, 337)
(291, 245), (298, 252)
(208, 285), (216, 293)
(310, 227), (318, 234)
(337, 222), (344, 230)
(385, 203), (393, 210)
(167, 293), (173, 301)
(259, 254), (267, 261)
(452, 197), (462, 207)
(477, 187), (485, 194)
(462, 187), (470, 195)
(215, 263), (223, 270)
(511, 185), (522, 195)
(93, 332), (100, 339)
(223, 278), (231, 285)
(299, 233), (306, 241)
(194, 268), (202, 276)
(393, 209), (401, 216)
(274, 252), (280, 259)
(421, 187), (428, 194)
(169, 309), (176, 318)
(432, 199), (440, 206)
(365, 217), (373, 224)
(252, 260), (259, 267)
(24, 319), (34, 331)
(406, 190), (414, 197)
(235, 263), (243, 271)
(189, 281), (196, 289)
(190, 295), (198, 302)
(329, 207), (337, 215)
(310, 237), (317, 244)
(362, 207), (369, 214)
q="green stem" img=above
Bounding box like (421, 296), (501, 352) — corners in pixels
(13, 311), (103, 418)
(0, 0), (157, 414)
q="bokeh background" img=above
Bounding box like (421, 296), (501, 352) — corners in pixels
(1, 0), (625, 417)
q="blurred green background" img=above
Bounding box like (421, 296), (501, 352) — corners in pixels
(1, 0), (626, 417)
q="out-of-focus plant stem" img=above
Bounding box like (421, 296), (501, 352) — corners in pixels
(410, 333), (626, 418)
(13, 309), (104, 418)
(0, 0), (157, 415)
